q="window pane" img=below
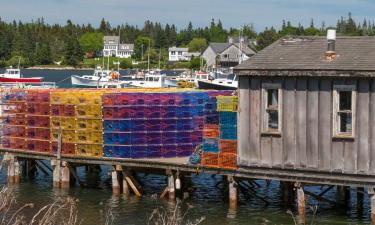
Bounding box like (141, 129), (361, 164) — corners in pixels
(339, 91), (352, 110)
(267, 89), (278, 108)
(339, 112), (352, 133)
(268, 110), (279, 130)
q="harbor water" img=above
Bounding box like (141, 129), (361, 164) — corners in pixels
(0, 69), (371, 225)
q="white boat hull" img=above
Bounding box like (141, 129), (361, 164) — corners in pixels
(71, 75), (111, 87)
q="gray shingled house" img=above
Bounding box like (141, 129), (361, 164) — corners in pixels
(202, 41), (256, 68)
(234, 33), (375, 185)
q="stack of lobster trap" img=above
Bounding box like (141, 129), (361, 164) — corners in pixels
(102, 92), (206, 158)
(0, 88), (239, 170)
(201, 93), (238, 169)
(50, 90), (104, 157)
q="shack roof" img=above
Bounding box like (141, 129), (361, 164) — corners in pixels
(235, 36), (375, 76)
(209, 43), (230, 54)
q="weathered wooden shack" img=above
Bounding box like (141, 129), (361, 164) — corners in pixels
(234, 32), (375, 187)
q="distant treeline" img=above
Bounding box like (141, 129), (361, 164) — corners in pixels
(0, 13), (374, 67)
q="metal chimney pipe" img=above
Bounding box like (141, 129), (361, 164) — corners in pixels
(325, 29), (337, 61)
(327, 29), (336, 52)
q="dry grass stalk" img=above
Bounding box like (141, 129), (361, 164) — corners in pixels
(0, 186), (81, 225)
(147, 201), (205, 225)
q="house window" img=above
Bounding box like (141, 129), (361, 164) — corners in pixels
(171, 51), (176, 55)
(262, 83), (282, 134)
(333, 84), (356, 138)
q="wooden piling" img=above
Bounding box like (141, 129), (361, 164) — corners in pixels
(357, 187), (364, 211)
(296, 185), (305, 217)
(52, 159), (61, 188)
(7, 154), (15, 184)
(111, 169), (120, 195)
(14, 160), (20, 184)
(228, 175), (237, 209)
(123, 177), (130, 197)
(168, 172), (175, 201)
(61, 161), (70, 189)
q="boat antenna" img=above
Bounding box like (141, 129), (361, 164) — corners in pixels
(17, 57), (21, 69)
(147, 39), (150, 72)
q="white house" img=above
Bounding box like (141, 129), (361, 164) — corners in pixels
(168, 47), (201, 62)
(168, 47), (188, 61)
(103, 36), (134, 58)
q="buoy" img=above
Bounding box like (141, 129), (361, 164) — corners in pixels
(175, 176), (181, 190)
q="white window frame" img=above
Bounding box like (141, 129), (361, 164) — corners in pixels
(332, 84), (356, 138)
(261, 83), (282, 134)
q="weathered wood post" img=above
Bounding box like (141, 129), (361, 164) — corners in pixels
(228, 175), (237, 209)
(14, 159), (20, 184)
(167, 170), (175, 201)
(295, 183), (305, 218)
(122, 176), (130, 197)
(52, 159), (61, 188)
(61, 161), (70, 189)
(357, 187), (364, 211)
(6, 153), (15, 184)
(368, 188), (375, 224)
(52, 129), (63, 188)
(111, 166), (120, 195)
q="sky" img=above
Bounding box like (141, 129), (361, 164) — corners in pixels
(0, 0), (374, 31)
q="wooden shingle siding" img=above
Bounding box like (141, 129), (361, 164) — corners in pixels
(238, 76), (251, 166)
(296, 78), (307, 168)
(370, 80), (375, 173)
(249, 78), (261, 165)
(283, 78), (296, 167)
(306, 78), (319, 168)
(357, 79), (370, 173)
(318, 79), (332, 170)
(238, 76), (375, 175)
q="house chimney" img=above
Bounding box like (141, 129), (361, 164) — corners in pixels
(325, 29), (337, 61)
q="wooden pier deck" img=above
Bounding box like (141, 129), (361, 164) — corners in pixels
(1, 148), (375, 188)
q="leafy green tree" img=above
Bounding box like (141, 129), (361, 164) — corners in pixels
(35, 43), (52, 65)
(120, 58), (133, 69)
(6, 56), (29, 67)
(64, 37), (83, 66)
(188, 38), (207, 52)
(79, 32), (104, 57)
(134, 36), (154, 60)
(257, 27), (279, 50)
(189, 57), (204, 70)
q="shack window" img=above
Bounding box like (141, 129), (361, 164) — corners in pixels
(262, 83), (282, 134)
(333, 85), (356, 138)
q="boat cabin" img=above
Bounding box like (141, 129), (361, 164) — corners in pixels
(234, 31), (375, 185)
(1, 68), (21, 78)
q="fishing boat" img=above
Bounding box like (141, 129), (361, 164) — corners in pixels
(0, 67), (43, 83)
(124, 70), (177, 88)
(71, 67), (124, 87)
(197, 74), (238, 90)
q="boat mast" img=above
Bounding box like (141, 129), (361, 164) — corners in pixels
(238, 27), (243, 65)
(17, 57), (22, 78)
(147, 39), (150, 72)
(158, 47), (161, 70)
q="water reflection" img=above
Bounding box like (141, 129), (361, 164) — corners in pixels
(0, 164), (373, 224)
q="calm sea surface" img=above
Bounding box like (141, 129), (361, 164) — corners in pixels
(0, 69), (371, 224)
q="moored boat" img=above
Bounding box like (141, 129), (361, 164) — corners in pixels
(0, 68), (43, 83)
(71, 67), (124, 87)
(198, 74), (238, 90)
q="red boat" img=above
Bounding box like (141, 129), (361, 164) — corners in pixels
(0, 68), (43, 83)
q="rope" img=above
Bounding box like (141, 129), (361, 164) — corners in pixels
(56, 76), (71, 83)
